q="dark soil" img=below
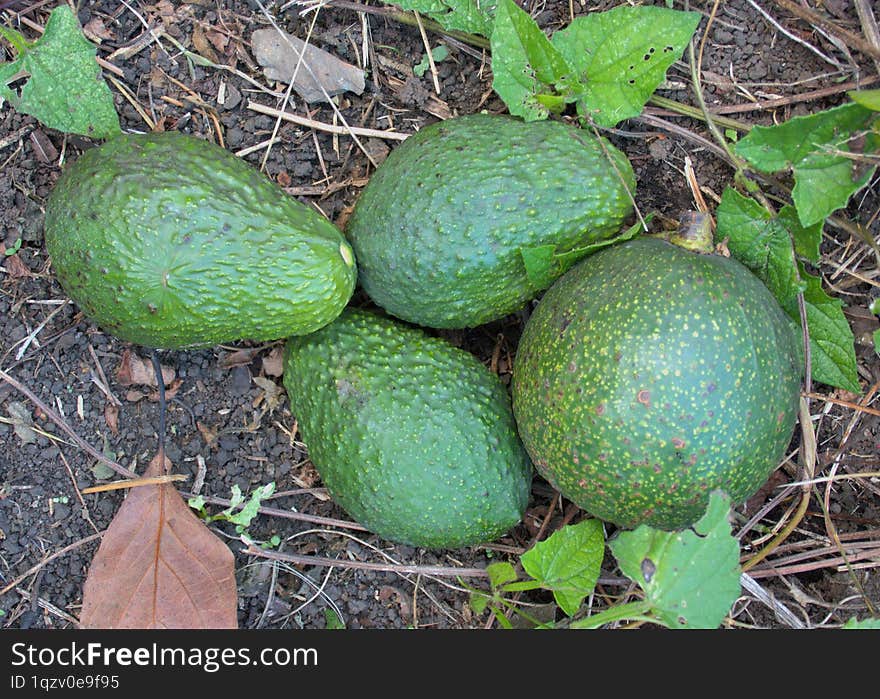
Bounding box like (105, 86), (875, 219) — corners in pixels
(1, 0), (878, 630)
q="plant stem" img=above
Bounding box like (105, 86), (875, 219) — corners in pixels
(568, 600), (655, 629)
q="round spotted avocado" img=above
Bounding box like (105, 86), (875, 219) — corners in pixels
(44, 131), (356, 349)
(345, 113), (636, 329)
(511, 234), (803, 531)
(282, 308), (533, 548)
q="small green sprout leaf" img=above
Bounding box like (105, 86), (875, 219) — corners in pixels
(3, 238), (22, 256)
(222, 482), (275, 530)
(0, 5), (120, 138)
(609, 491), (742, 629)
(414, 45), (449, 77)
(324, 608), (346, 629)
(486, 560), (518, 588)
(519, 518), (604, 617)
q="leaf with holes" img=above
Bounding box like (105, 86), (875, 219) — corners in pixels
(550, 6), (701, 127)
(79, 452), (238, 629)
(733, 102), (878, 227)
(490, 0), (572, 121)
(609, 491), (741, 629)
(0, 5), (120, 138)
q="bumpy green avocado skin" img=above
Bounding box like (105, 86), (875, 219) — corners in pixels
(44, 132), (356, 349)
(512, 237), (803, 531)
(345, 113), (635, 329)
(282, 308), (533, 548)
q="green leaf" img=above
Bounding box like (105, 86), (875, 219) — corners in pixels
(610, 491), (741, 629)
(187, 494), (207, 512)
(0, 23), (33, 55)
(842, 617), (880, 629)
(847, 89), (880, 111)
(520, 518), (604, 617)
(490, 0), (573, 122)
(486, 560), (518, 588)
(714, 188), (858, 392)
(383, 0), (494, 36)
(469, 591), (490, 615)
(715, 188), (806, 307)
(324, 608), (346, 629)
(783, 264), (860, 393)
(550, 6), (701, 127)
(414, 45), (449, 77)
(3, 237), (22, 256)
(520, 218), (646, 290)
(222, 482), (275, 529)
(779, 205), (822, 263)
(0, 6), (120, 138)
(874, 329), (880, 358)
(520, 244), (558, 288)
(733, 103), (876, 226)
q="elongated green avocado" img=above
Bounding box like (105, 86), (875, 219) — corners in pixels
(345, 113), (635, 329)
(283, 308), (533, 548)
(44, 132), (356, 349)
(512, 236), (803, 530)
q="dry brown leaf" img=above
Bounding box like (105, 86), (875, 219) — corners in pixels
(83, 17), (114, 43)
(218, 347), (260, 368)
(104, 403), (119, 436)
(148, 378), (183, 402)
(196, 420), (219, 448)
(261, 347), (285, 377)
(116, 349), (175, 387)
(191, 23), (220, 64)
(251, 27), (365, 104)
(252, 376), (284, 413)
(2, 252), (31, 280)
(79, 452), (238, 629)
(206, 27), (230, 55)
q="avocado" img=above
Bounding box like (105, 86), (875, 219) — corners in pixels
(511, 234), (803, 530)
(345, 113), (635, 329)
(282, 308), (533, 548)
(44, 131), (356, 349)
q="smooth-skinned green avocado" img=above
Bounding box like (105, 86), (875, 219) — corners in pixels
(511, 234), (803, 531)
(282, 308), (533, 548)
(345, 113), (636, 329)
(44, 131), (356, 349)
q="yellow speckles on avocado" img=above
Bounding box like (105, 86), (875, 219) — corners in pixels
(512, 236), (803, 531)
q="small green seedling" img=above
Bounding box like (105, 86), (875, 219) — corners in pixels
(414, 45), (449, 77)
(189, 482), (278, 546)
(3, 238), (22, 256)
